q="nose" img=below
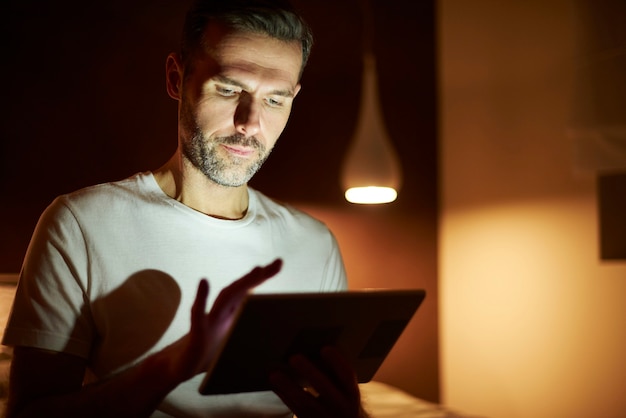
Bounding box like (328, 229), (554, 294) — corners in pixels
(234, 94), (261, 137)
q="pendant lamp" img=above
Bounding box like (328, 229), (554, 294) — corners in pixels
(340, 3), (402, 204)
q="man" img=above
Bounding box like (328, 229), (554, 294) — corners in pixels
(2, 0), (365, 417)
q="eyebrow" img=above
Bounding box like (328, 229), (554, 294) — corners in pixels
(213, 74), (295, 98)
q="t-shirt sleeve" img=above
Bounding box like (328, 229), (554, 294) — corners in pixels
(320, 231), (348, 292)
(2, 196), (94, 358)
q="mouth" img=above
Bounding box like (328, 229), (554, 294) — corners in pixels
(222, 144), (256, 158)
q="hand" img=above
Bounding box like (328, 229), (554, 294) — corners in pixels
(269, 346), (367, 418)
(166, 259), (283, 382)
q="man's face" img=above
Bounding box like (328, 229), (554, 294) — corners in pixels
(175, 25), (303, 187)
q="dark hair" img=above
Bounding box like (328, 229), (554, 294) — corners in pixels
(181, 0), (313, 78)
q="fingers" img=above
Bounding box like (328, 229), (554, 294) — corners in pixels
(179, 261), (282, 381)
(270, 352), (361, 418)
(237, 258), (283, 290)
(190, 279), (211, 357)
(204, 259), (283, 348)
(320, 346), (360, 401)
(191, 279), (209, 321)
(213, 258), (283, 306)
(269, 369), (326, 417)
(291, 354), (355, 414)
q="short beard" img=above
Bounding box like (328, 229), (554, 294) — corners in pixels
(179, 92), (271, 187)
(183, 128), (270, 187)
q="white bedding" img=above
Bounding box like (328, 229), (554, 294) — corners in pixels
(360, 381), (480, 418)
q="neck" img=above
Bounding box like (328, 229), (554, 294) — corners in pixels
(153, 153), (249, 220)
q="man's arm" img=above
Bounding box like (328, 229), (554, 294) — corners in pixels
(5, 259), (283, 418)
(5, 346), (178, 418)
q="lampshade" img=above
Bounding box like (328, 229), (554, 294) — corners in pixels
(341, 52), (402, 204)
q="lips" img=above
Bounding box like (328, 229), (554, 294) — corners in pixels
(222, 144), (255, 158)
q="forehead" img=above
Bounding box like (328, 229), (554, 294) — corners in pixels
(194, 24), (303, 89)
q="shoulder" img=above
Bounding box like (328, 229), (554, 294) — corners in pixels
(35, 172), (158, 233)
(46, 172), (156, 216)
(60, 172), (155, 207)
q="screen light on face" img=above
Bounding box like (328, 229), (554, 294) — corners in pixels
(345, 186), (398, 204)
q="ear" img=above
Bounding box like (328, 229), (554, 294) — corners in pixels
(165, 53), (183, 100)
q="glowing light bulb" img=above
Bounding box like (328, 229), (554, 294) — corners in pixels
(345, 186), (398, 204)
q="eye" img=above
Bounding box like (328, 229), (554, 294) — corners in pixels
(216, 85), (240, 97)
(265, 97), (283, 107)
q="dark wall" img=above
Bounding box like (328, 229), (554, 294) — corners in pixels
(1, 0), (439, 400)
(1, 0), (187, 269)
(1, 0), (436, 270)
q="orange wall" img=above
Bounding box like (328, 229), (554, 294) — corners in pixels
(439, 1), (626, 417)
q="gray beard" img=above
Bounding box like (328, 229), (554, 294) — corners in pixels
(183, 128), (270, 187)
(179, 91), (272, 187)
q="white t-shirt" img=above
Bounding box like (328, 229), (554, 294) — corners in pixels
(3, 172), (347, 417)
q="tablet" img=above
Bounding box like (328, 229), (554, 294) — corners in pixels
(198, 289), (426, 395)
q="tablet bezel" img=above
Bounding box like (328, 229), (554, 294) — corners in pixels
(198, 289), (426, 395)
